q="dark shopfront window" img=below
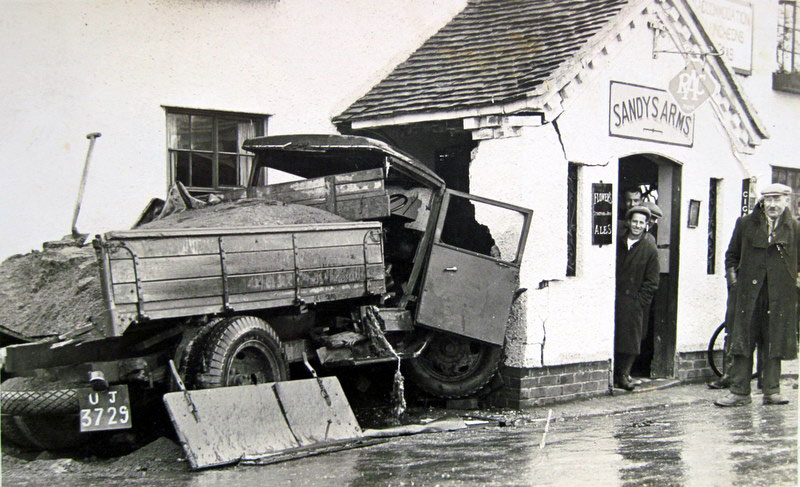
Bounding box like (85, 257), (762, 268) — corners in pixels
(772, 166), (800, 219)
(166, 108), (269, 192)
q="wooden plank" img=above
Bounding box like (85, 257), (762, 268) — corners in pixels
(295, 244), (382, 269)
(224, 250), (295, 274)
(221, 233), (293, 253)
(335, 195), (390, 220)
(228, 289), (296, 306)
(334, 180), (383, 195)
(333, 168), (384, 184)
(111, 254), (222, 283)
(231, 296), (296, 312)
(108, 237), (220, 259)
(144, 304), (226, 321)
(226, 271), (296, 294)
(139, 277), (222, 302)
(299, 280), (385, 302)
(297, 264), (384, 287)
(294, 228), (381, 248)
(142, 295), (224, 313)
(163, 384), (299, 470)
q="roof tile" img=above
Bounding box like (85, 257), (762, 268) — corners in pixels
(334, 0), (629, 124)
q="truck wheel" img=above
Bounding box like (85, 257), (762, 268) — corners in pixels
(1, 414), (84, 451)
(1, 377), (84, 450)
(176, 318), (224, 390)
(405, 332), (502, 399)
(195, 316), (289, 388)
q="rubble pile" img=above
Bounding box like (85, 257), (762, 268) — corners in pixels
(137, 199), (347, 229)
(0, 201), (348, 339)
(0, 246), (105, 339)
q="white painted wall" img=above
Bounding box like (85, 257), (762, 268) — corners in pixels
(0, 0), (466, 260)
(470, 1), (772, 368)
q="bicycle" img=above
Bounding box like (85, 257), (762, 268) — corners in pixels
(707, 321), (759, 379)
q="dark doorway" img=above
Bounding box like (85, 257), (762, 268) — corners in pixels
(617, 155), (681, 379)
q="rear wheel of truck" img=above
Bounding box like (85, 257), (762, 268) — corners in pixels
(405, 332), (503, 399)
(195, 316), (289, 388)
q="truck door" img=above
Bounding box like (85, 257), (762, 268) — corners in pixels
(416, 190), (532, 345)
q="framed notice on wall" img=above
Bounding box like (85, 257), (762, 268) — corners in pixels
(592, 183), (613, 246)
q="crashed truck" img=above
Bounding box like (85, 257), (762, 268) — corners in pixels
(0, 134), (532, 450)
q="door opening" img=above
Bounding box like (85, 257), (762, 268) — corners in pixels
(617, 154), (681, 379)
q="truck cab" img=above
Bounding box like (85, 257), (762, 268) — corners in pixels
(240, 134), (532, 397)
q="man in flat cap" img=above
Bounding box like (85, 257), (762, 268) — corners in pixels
(615, 205), (660, 390)
(715, 183), (799, 406)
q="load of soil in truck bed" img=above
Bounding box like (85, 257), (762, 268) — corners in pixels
(0, 201), (349, 339)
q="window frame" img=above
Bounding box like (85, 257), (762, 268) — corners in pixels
(164, 106), (270, 193)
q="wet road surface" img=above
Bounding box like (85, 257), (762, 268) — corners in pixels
(3, 385), (797, 486)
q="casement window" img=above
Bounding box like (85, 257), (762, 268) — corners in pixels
(165, 107), (269, 192)
(775, 1), (800, 93)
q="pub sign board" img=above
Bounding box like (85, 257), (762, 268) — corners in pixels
(609, 81), (695, 147)
(592, 183), (613, 246)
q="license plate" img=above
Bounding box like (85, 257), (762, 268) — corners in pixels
(78, 385), (133, 432)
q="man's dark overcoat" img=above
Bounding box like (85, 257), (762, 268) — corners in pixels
(615, 231), (660, 354)
(724, 204), (799, 359)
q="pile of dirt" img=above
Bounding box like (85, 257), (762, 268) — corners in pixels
(0, 201), (348, 340)
(137, 199), (347, 229)
(0, 245), (106, 340)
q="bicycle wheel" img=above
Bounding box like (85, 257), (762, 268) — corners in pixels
(707, 322), (726, 377)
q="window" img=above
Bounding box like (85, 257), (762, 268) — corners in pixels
(775, 1), (800, 93)
(566, 163), (578, 276)
(166, 108), (269, 192)
(778, 1), (798, 72)
(708, 178), (720, 275)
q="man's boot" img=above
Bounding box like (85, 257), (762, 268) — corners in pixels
(614, 354), (636, 391)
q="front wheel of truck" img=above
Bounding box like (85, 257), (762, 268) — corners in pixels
(194, 316), (289, 388)
(405, 332), (503, 399)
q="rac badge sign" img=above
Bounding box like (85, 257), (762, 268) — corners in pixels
(609, 81), (695, 147)
(668, 60), (719, 113)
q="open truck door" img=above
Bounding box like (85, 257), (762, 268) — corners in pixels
(416, 190), (532, 345)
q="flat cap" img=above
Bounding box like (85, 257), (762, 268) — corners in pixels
(760, 183), (792, 196)
(643, 201), (663, 219)
(625, 205), (651, 221)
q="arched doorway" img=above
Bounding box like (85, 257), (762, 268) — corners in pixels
(617, 154), (681, 379)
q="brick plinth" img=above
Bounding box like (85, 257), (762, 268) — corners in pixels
(676, 350), (718, 383)
(489, 360), (611, 408)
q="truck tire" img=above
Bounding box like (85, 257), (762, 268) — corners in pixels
(405, 332), (503, 399)
(176, 318), (224, 390)
(1, 377), (84, 450)
(1, 414), (84, 451)
(195, 316), (289, 389)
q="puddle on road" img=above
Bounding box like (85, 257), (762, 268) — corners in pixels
(3, 401), (796, 486)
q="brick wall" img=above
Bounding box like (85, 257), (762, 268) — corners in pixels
(490, 360), (611, 408)
(676, 350), (719, 383)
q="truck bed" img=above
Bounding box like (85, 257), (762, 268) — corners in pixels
(96, 222), (385, 335)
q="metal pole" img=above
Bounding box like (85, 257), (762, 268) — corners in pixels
(71, 132), (101, 237)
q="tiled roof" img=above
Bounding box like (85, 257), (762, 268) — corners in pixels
(334, 0), (630, 126)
